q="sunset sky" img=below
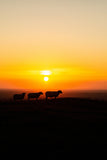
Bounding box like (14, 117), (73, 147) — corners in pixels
(0, 0), (107, 90)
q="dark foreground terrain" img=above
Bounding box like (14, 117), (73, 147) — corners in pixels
(0, 98), (107, 156)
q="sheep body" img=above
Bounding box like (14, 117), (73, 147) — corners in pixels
(45, 90), (62, 100)
(13, 93), (26, 101)
(28, 92), (43, 100)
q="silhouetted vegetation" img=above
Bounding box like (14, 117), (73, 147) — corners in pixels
(0, 98), (107, 155)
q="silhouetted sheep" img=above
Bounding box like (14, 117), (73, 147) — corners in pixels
(13, 93), (26, 101)
(45, 90), (62, 100)
(28, 92), (43, 100)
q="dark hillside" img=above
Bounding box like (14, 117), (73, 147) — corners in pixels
(0, 98), (107, 155)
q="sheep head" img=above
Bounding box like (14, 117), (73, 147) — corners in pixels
(39, 92), (43, 95)
(58, 90), (62, 94)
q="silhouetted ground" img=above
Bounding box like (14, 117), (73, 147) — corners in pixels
(0, 98), (107, 157)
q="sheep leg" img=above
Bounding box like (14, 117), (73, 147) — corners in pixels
(46, 96), (48, 101)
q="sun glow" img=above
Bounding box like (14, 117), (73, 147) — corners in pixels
(44, 77), (49, 81)
(40, 70), (51, 75)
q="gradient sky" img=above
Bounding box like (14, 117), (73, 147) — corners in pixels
(0, 0), (107, 90)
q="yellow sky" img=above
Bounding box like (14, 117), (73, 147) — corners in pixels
(0, 0), (107, 89)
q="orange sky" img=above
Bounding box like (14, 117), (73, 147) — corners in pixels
(0, 0), (107, 90)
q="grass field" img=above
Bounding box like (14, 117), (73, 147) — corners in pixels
(0, 98), (107, 156)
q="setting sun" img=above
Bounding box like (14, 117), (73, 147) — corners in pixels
(44, 77), (49, 82)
